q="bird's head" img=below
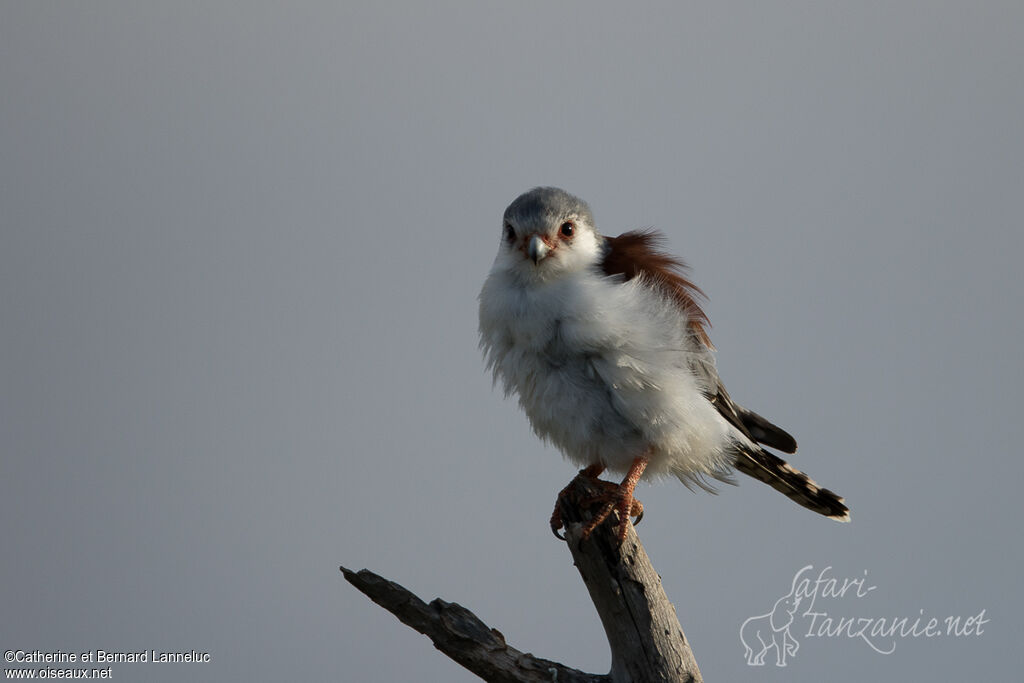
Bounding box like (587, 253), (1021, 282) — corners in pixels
(492, 187), (603, 282)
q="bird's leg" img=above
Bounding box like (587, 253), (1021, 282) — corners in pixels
(580, 456), (649, 543)
(550, 464), (606, 539)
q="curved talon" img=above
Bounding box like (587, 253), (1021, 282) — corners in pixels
(550, 509), (565, 540)
(550, 509), (567, 541)
(549, 465), (606, 542)
(632, 504), (644, 527)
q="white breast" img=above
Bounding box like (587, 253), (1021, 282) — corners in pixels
(479, 267), (737, 483)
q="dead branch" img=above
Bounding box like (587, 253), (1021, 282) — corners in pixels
(341, 475), (702, 682)
(340, 566), (605, 683)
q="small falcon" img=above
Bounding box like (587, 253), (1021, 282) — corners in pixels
(478, 187), (849, 542)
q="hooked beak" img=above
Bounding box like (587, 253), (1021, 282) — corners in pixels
(527, 234), (550, 264)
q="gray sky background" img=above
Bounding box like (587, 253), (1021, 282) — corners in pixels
(2, 2), (1022, 681)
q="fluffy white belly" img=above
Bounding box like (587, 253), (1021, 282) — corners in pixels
(480, 271), (736, 481)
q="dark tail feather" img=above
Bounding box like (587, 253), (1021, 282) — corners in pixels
(736, 407), (798, 454)
(733, 447), (849, 521)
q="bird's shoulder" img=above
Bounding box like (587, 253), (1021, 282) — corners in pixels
(600, 230), (713, 348)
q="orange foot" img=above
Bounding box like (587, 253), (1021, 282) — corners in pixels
(550, 457), (649, 543)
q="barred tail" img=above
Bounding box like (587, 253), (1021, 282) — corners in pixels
(733, 446), (850, 522)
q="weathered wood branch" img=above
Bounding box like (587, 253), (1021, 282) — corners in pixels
(341, 475), (702, 682)
(340, 566), (605, 683)
(559, 477), (703, 683)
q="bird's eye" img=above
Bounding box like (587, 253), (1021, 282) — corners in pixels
(559, 221), (575, 238)
(503, 223), (515, 244)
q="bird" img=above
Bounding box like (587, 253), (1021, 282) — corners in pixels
(478, 187), (849, 542)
